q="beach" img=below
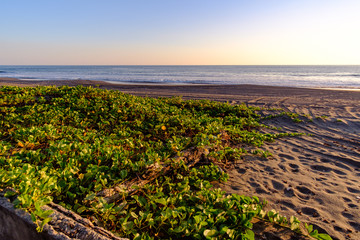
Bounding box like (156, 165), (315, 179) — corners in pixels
(1, 78), (359, 239)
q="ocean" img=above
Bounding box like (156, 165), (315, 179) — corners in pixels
(1, 65), (360, 89)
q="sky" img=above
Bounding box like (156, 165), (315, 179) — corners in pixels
(1, 0), (360, 65)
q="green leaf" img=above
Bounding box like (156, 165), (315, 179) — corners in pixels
(4, 191), (17, 198)
(305, 223), (313, 234)
(84, 193), (96, 201)
(30, 212), (37, 222)
(243, 229), (255, 240)
(109, 215), (116, 221)
(317, 233), (333, 240)
(119, 169), (127, 179)
(122, 221), (134, 231)
(219, 225), (228, 234)
(76, 206), (87, 214)
(133, 195), (147, 207)
(41, 217), (52, 227)
(155, 198), (167, 206)
(252, 196), (259, 203)
(130, 211), (138, 219)
(203, 229), (217, 238)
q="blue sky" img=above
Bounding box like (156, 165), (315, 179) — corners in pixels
(1, 0), (360, 65)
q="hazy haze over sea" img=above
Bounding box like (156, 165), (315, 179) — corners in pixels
(1, 65), (360, 88)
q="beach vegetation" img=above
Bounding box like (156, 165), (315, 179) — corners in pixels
(316, 115), (329, 120)
(259, 209), (332, 240)
(0, 85), (331, 239)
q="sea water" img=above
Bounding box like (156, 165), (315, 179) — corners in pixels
(1, 65), (360, 88)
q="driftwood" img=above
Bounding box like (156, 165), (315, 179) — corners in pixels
(96, 146), (210, 204)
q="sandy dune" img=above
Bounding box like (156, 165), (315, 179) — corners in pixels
(221, 100), (360, 240)
(1, 78), (359, 239)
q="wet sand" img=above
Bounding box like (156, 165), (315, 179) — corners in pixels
(1, 78), (360, 239)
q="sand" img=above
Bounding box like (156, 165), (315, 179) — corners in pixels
(1, 78), (359, 239)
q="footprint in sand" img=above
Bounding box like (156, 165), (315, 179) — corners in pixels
(296, 186), (315, 195)
(296, 186), (315, 200)
(271, 180), (285, 191)
(278, 153), (295, 160)
(311, 165), (332, 172)
(325, 189), (336, 194)
(347, 187), (360, 193)
(334, 162), (352, 171)
(343, 197), (352, 202)
(349, 221), (360, 231)
(278, 164), (287, 171)
(235, 167), (246, 174)
(264, 166), (275, 173)
(314, 198), (324, 204)
(250, 178), (269, 194)
(255, 187), (268, 194)
(333, 169), (346, 175)
(289, 163), (299, 172)
(333, 225), (345, 233)
(348, 203), (358, 209)
(284, 187), (295, 197)
(292, 147), (300, 152)
(341, 212), (354, 219)
(279, 200), (296, 209)
(316, 177), (327, 182)
(250, 182), (260, 188)
(231, 185), (241, 191)
(320, 158), (331, 163)
(301, 207), (320, 217)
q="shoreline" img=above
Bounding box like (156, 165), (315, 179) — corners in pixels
(2, 77), (360, 91)
(1, 77), (360, 239)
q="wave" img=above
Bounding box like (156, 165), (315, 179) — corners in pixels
(2, 65), (360, 88)
(290, 73), (360, 78)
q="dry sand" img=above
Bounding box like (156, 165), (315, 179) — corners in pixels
(1, 78), (359, 240)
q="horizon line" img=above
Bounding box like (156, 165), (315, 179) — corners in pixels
(1, 64), (360, 66)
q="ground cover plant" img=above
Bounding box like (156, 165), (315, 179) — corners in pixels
(0, 85), (331, 239)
